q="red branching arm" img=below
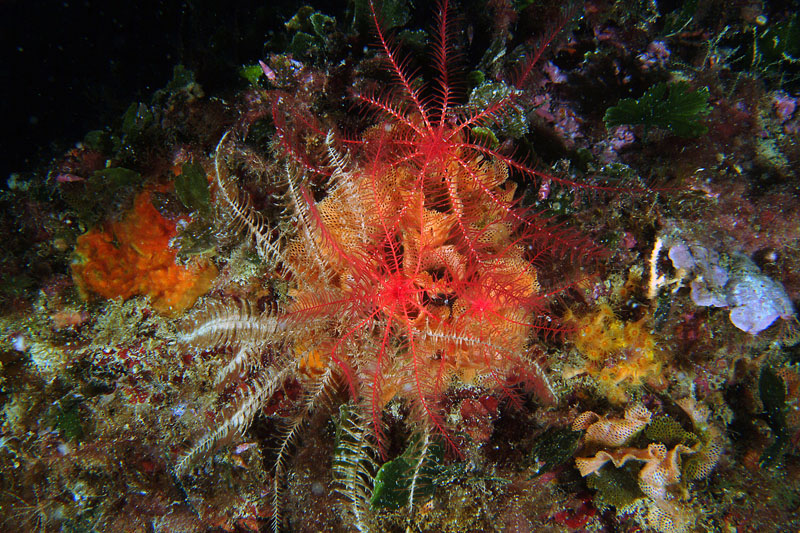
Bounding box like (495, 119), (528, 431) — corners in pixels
(432, 0), (453, 128)
(368, 0), (432, 129)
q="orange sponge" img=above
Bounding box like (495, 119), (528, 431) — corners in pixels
(72, 189), (217, 315)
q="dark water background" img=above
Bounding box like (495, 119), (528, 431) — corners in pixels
(0, 0), (349, 179)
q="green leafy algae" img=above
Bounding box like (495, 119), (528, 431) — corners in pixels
(604, 81), (711, 138)
(174, 163), (210, 214)
(285, 7), (338, 58)
(470, 127), (499, 149)
(47, 396), (86, 442)
(353, 0), (410, 34)
(288, 32), (318, 57)
(61, 167), (142, 225)
(239, 64), (264, 85)
(121, 102), (155, 139)
(468, 81), (528, 139)
(370, 434), (443, 510)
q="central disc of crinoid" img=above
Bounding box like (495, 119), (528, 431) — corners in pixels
(379, 272), (420, 318)
(418, 129), (452, 165)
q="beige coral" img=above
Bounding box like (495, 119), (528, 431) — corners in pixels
(575, 442), (696, 494)
(572, 404), (652, 446)
(647, 501), (694, 533)
(676, 397), (724, 481)
(574, 398), (723, 533)
(575, 443), (655, 476)
(637, 443), (695, 501)
(576, 441), (698, 533)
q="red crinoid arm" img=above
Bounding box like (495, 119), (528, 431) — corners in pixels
(449, 4), (576, 138)
(404, 307), (460, 455)
(475, 325), (525, 408)
(329, 310), (381, 400)
(449, 94), (515, 142)
(523, 216), (604, 265)
(363, 128), (407, 270)
(357, 90), (425, 137)
(508, 4), (576, 90)
(299, 186), (354, 265)
(295, 185), (375, 396)
(368, 0), (432, 129)
(451, 152), (518, 218)
(370, 316), (393, 451)
(457, 140), (623, 193)
(441, 167), (482, 263)
(432, 0), (454, 128)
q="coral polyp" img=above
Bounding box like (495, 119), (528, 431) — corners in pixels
(566, 303), (664, 403)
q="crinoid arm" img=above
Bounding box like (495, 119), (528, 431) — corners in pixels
(175, 362), (294, 476)
(178, 299), (284, 353)
(332, 405), (441, 531)
(333, 404), (379, 533)
(175, 298), (291, 473)
(402, 428), (439, 515)
(213, 131), (299, 278)
(271, 363), (341, 532)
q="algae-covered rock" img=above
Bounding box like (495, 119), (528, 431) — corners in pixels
(527, 427), (583, 476)
(586, 465), (644, 510)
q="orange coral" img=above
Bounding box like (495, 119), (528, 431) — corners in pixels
(72, 189), (217, 315)
(566, 304), (663, 403)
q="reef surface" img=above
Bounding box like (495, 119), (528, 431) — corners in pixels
(1, 1), (799, 532)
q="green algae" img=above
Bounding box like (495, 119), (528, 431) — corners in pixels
(174, 163), (210, 215)
(586, 464), (644, 510)
(604, 81), (711, 139)
(352, 0), (410, 34)
(759, 365), (789, 467)
(49, 396), (86, 442)
(60, 167), (142, 226)
(370, 435), (443, 510)
(239, 64), (264, 85)
(526, 427), (583, 476)
(468, 81), (528, 140)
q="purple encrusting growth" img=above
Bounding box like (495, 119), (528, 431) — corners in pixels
(669, 242), (795, 334)
(669, 243), (728, 307)
(727, 269), (795, 334)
